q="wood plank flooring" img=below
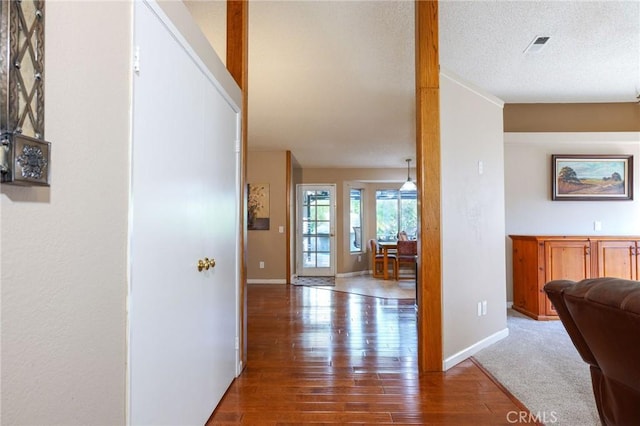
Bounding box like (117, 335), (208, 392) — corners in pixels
(208, 284), (535, 425)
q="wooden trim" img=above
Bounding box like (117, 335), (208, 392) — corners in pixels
(286, 151), (292, 283)
(226, 1), (247, 89)
(470, 358), (543, 425)
(504, 103), (640, 132)
(415, 0), (443, 372)
(226, 0), (248, 370)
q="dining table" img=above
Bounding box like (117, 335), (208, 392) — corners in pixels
(378, 241), (397, 280)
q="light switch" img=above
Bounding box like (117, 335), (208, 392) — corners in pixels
(278, 226), (284, 233)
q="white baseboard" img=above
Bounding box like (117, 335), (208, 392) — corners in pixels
(442, 327), (509, 371)
(247, 279), (287, 284)
(335, 271), (370, 278)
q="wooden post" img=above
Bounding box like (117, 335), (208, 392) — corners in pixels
(227, 0), (248, 370)
(415, 0), (443, 372)
(286, 151), (292, 283)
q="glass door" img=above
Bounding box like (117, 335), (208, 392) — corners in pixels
(297, 184), (336, 277)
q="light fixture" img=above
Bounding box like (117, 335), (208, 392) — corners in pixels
(399, 158), (417, 192)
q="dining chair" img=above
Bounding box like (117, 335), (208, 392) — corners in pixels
(369, 239), (397, 279)
(396, 240), (417, 280)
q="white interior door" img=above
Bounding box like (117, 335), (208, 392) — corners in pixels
(129, 2), (239, 424)
(297, 184), (336, 276)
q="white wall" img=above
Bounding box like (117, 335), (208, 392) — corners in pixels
(504, 132), (640, 301)
(184, 1), (227, 63)
(1, 2), (131, 424)
(440, 71), (508, 368)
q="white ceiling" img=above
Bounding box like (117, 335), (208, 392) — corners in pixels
(441, 1), (640, 104)
(186, 1), (640, 169)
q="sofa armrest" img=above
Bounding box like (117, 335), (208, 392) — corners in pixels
(544, 280), (598, 366)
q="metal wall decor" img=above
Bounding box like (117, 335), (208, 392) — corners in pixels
(1, 0), (51, 186)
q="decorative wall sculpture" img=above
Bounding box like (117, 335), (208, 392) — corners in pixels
(1, 0), (51, 186)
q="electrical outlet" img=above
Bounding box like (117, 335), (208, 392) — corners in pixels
(478, 160), (484, 175)
(358, 255), (362, 262)
(594, 221), (602, 231)
(482, 300), (487, 316)
(259, 261), (265, 269)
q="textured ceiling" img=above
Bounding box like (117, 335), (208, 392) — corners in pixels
(186, 1), (640, 169)
(440, 1), (640, 103)
(247, 1), (415, 169)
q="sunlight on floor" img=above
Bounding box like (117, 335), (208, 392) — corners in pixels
(320, 275), (415, 300)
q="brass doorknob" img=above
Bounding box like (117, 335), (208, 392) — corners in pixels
(204, 257), (211, 270)
(197, 258), (216, 272)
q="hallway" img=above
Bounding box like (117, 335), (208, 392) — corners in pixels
(208, 284), (532, 425)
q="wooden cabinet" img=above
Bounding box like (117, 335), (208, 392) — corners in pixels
(510, 235), (640, 320)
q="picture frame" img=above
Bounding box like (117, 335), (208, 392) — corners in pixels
(551, 154), (633, 201)
(248, 183), (270, 230)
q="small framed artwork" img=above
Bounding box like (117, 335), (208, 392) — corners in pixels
(248, 183), (270, 230)
(551, 154), (633, 201)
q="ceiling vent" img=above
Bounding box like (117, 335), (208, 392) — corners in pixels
(524, 36), (550, 54)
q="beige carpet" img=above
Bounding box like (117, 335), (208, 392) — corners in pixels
(473, 309), (599, 426)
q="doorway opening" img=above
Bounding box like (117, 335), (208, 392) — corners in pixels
(296, 184), (337, 277)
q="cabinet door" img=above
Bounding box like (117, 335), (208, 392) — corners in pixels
(511, 238), (540, 315)
(544, 241), (591, 315)
(596, 240), (638, 280)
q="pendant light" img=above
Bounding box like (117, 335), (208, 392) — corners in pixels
(399, 158), (417, 192)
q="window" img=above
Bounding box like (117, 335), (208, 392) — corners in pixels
(376, 189), (417, 241)
(349, 189), (362, 252)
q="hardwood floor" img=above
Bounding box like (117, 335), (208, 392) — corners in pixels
(208, 284), (535, 425)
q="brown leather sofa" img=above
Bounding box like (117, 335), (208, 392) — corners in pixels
(544, 278), (640, 426)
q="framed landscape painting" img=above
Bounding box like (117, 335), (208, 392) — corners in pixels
(551, 154), (633, 201)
